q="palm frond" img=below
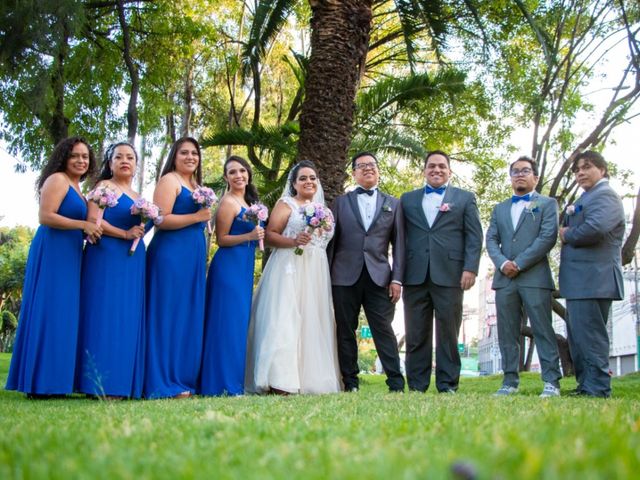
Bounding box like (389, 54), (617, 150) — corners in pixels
(356, 69), (466, 121)
(351, 127), (426, 163)
(201, 122), (298, 158)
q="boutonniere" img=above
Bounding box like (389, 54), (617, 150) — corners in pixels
(382, 204), (392, 213)
(439, 203), (452, 212)
(525, 201), (540, 216)
(565, 204), (582, 216)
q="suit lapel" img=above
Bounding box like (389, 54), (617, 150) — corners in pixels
(347, 191), (366, 231)
(413, 188), (430, 231)
(368, 191), (385, 229)
(513, 192), (537, 234)
(430, 186), (452, 229)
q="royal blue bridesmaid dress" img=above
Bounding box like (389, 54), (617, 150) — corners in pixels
(144, 186), (206, 398)
(200, 207), (256, 395)
(76, 194), (145, 398)
(6, 187), (87, 395)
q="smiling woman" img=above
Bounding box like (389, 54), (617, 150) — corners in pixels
(5, 137), (101, 398)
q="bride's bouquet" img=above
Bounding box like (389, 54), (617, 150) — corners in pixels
(243, 203), (269, 251)
(86, 185), (119, 243)
(192, 186), (218, 234)
(294, 202), (333, 255)
(129, 198), (163, 255)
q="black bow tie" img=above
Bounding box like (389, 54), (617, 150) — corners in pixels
(355, 187), (374, 196)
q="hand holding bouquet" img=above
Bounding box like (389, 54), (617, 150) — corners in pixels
(294, 202), (333, 255)
(129, 198), (163, 255)
(243, 203), (269, 251)
(86, 185), (119, 243)
(192, 186), (218, 233)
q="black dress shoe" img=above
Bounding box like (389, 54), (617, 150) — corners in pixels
(346, 386), (359, 392)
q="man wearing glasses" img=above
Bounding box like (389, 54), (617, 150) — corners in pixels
(401, 150), (482, 393)
(559, 151), (625, 398)
(328, 152), (406, 393)
(486, 156), (562, 397)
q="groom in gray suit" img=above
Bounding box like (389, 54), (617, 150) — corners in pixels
(559, 151), (625, 398)
(401, 150), (482, 393)
(329, 152), (406, 392)
(486, 156), (562, 397)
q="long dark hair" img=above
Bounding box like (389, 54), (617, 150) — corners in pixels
(224, 155), (259, 205)
(94, 142), (138, 187)
(36, 137), (96, 193)
(288, 160), (318, 196)
(160, 136), (202, 185)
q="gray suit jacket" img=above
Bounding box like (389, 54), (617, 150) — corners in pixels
(559, 180), (625, 300)
(328, 189), (405, 288)
(401, 186), (482, 287)
(486, 192), (558, 290)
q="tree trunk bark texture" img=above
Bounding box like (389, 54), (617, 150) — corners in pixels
(298, 0), (372, 203)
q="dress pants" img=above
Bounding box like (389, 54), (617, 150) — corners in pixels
(495, 283), (561, 388)
(403, 276), (463, 392)
(566, 298), (612, 397)
(332, 267), (405, 391)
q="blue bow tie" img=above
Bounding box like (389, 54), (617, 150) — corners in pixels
(355, 187), (374, 196)
(425, 185), (446, 195)
(511, 194), (531, 203)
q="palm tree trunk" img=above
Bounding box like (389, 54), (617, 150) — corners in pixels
(298, 0), (373, 203)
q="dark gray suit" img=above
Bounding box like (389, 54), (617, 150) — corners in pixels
(401, 185), (482, 392)
(486, 192), (561, 388)
(329, 189), (405, 391)
(559, 179), (624, 397)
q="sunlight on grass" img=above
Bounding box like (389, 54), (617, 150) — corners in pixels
(1, 353), (639, 479)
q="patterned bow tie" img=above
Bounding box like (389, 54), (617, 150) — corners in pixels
(425, 185), (446, 195)
(355, 187), (374, 196)
(511, 194), (531, 203)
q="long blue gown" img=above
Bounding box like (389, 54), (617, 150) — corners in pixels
(76, 194), (145, 398)
(6, 187), (86, 395)
(200, 207), (257, 395)
(144, 186), (206, 398)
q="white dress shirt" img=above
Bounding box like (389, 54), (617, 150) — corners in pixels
(510, 190), (534, 230)
(422, 183), (448, 227)
(357, 186), (378, 231)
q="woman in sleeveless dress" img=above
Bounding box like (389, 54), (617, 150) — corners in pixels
(200, 156), (264, 396)
(76, 143), (146, 399)
(6, 137), (102, 398)
(245, 160), (342, 394)
(144, 137), (210, 399)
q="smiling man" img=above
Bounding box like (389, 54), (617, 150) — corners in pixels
(328, 152), (406, 393)
(400, 150), (482, 393)
(486, 156), (561, 397)
(559, 151), (625, 398)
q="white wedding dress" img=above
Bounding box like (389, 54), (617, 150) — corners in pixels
(245, 197), (342, 394)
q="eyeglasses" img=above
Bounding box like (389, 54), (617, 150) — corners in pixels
(510, 168), (533, 177)
(354, 162), (377, 170)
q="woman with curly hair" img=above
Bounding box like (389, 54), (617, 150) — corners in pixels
(6, 136), (102, 398)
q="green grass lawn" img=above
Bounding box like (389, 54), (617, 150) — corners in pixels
(1, 352), (639, 479)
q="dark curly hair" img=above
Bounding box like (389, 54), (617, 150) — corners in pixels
(288, 160), (318, 196)
(94, 142), (138, 187)
(160, 137), (202, 185)
(224, 155), (259, 205)
(36, 137), (96, 194)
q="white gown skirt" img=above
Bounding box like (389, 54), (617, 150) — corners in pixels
(245, 245), (342, 394)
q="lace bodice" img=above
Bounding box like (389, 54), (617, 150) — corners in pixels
(280, 197), (334, 250)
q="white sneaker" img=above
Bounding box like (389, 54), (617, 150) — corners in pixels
(539, 382), (560, 398)
(494, 385), (518, 396)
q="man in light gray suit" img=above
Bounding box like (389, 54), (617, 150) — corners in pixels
(401, 150), (482, 393)
(486, 156), (562, 397)
(559, 151), (624, 398)
(329, 152), (406, 392)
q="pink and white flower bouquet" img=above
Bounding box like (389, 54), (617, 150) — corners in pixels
(243, 203), (269, 251)
(129, 198), (163, 255)
(295, 202), (333, 255)
(85, 185), (118, 243)
(192, 186), (218, 233)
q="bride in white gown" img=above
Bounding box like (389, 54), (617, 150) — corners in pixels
(245, 160), (342, 394)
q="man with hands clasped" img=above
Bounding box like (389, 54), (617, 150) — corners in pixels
(486, 156), (562, 398)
